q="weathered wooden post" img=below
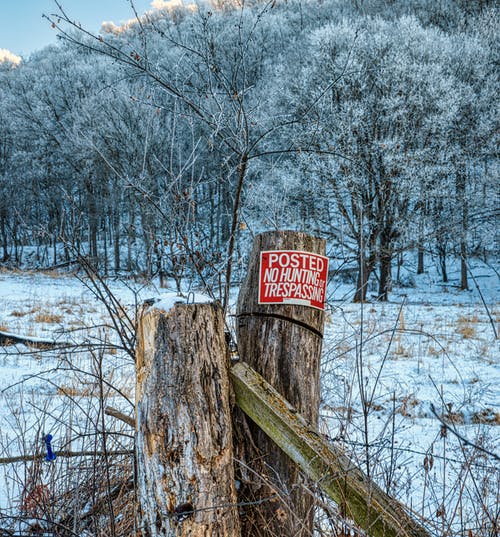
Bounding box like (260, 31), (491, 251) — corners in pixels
(236, 231), (327, 536)
(136, 301), (241, 536)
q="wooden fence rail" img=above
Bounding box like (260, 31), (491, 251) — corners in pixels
(231, 360), (431, 537)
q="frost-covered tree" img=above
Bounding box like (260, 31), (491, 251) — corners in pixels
(0, 0), (497, 300)
(0, 66), (15, 262)
(273, 12), (498, 301)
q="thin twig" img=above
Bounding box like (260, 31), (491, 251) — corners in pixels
(429, 404), (500, 462)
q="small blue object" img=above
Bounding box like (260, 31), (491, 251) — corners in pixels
(44, 434), (56, 462)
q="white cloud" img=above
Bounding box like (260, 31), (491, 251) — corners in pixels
(100, 0), (197, 35)
(151, 0), (186, 9)
(101, 14), (149, 35)
(0, 48), (21, 66)
(101, 20), (131, 34)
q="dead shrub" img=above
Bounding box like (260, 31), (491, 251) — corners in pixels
(397, 394), (419, 417)
(442, 411), (466, 425)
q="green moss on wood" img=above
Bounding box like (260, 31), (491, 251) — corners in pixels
(231, 361), (430, 537)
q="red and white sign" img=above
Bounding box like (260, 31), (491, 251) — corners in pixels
(258, 250), (329, 310)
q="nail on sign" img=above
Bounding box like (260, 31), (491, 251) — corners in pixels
(258, 250), (329, 310)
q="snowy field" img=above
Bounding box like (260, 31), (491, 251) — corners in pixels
(0, 257), (498, 535)
(0, 270), (140, 534)
(320, 257), (499, 534)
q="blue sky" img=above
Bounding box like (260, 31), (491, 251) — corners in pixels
(0, 0), (154, 58)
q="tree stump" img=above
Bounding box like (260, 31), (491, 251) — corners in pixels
(136, 302), (240, 537)
(236, 231), (326, 537)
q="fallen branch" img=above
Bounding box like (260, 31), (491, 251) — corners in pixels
(0, 450), (133, 465)
(0, 330), (70, 349)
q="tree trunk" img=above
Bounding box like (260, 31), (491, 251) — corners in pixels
(1, 214), (9, 262)
(456, 172), (468, 290)
(354, 253), (373, 303)
(52, 233), (57, 267)
(136, 302), (240, 537)
(460, 240), (468, 290)
(13, 215), (19, 264)
(235, 230), (326, 537)
(417, 194), (426, 275)
(378, 228), (393, 301)
(378, 252), (392, 301)
(127, 203), (135, 272)
(102, 223), (108, 275)
(417, 245), (425, 275)
(86, 180), (99, 267)
(438, 242), (448, 283)
(113, 208), (120, 273)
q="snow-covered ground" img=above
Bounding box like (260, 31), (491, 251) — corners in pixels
(320, 256), (499, 534)
(0, 271), (143, 533)
(0, 256), (498, 534)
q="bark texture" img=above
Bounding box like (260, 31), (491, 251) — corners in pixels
(235, 230), (326, 537)
(136, 303), (240, 537)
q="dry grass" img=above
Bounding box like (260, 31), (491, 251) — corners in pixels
(393, 343), (410, 357)
(0, 266), (24, 274)
(10, 310), (27, 318)
(34, 312), (63, 324)
(427, 345), (443, 356)
(442, 410), (466, 425)
(68, 320), (86, 328)
(322, 404), (358, 422)
(334, 341), (352, 357)
(57, 385), (97, 397)
(471, 408), (500, 425)
(456, 315), (479, 339)
(56, 384), (133, 399)
(39, 269), (68, 279)
(366, 401), (385, 412)
(10, 306), (40, 317)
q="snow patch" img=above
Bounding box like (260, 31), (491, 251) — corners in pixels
(153, 292), (214, 312)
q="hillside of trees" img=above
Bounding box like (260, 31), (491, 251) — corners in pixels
(0, 0), (498, 302)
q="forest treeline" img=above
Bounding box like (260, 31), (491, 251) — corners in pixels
(0, 0), (498, 302)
